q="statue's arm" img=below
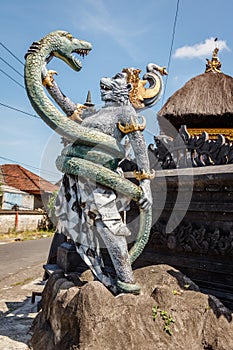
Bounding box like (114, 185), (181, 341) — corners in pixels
(127, 123), (153, 210)
(41, 65), (85, 122)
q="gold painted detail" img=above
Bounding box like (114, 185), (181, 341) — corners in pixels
(134, 169), (156, 181)
(118, 116), (146, 134)
(68, 104), (87, 123)
(42, 70), (57, 87)
(205, 48), (222, 73)
(122, 66), (166, 109)
(188, 128), (233, 141)
(122, 68), (144, 109)
(155, 66), (168, 76)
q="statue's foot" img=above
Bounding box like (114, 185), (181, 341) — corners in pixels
(116, 279), (141, 295)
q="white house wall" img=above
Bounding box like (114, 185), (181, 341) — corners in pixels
(0, 211), (45, 233)
(1, 186), (34, 210)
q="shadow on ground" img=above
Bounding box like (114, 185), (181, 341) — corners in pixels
(0, 295), (41, 349)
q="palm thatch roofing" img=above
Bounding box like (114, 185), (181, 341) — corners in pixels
(158, 72), (233, 131)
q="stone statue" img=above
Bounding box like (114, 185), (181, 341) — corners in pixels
(24, 30), (166, 294)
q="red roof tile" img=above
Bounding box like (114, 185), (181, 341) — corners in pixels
(1, 164), (59, 195)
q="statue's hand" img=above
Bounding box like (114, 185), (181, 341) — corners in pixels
(138, 179), (152, 210)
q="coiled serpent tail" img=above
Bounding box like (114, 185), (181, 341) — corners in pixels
(24, 30), (152, 263)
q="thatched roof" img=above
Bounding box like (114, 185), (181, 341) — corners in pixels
(158, 72), (233, 130)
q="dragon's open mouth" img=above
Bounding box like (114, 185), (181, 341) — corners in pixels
(71, 48), (91, 69)
(74, 48), (90, 58)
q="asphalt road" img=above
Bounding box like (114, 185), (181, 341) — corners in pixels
(0, 237), (52, 292)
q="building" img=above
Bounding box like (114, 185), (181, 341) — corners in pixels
(0, 184), (34, 210)
(157, 48), (233, 142)
(140, 48), (233, 309)
(0, 164), (59, 210)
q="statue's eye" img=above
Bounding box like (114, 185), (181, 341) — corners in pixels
(66, 33), (73, 40)
(113, 73), (123, 80)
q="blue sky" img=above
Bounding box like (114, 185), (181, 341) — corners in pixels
(0, 0), (233, 182)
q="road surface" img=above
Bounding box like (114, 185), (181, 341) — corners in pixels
(0, 238), (52, 350)
(0, 237), (52, 296)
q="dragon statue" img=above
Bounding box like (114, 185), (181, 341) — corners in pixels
(24, 30), (166, 294)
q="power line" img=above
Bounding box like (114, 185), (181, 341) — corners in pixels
(161, 0), (180, 106)
(0, 56), (24, 78)
(0, 43), (60, 183)
(0, 50), (42, 121)
(0, 42), (24, 66)
(0, 155), (60, 178)
(0, 68), (25, 89)
(0, 102), (40, 119)
(0, 48), (55, 123)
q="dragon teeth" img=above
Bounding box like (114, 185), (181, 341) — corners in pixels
(78, 49), (89, 57)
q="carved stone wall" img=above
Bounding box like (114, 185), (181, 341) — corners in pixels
(134, 165), (233, 309)
(148, 125), (233, 169)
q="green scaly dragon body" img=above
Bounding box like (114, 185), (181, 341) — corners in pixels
(24, 30), (151, 269)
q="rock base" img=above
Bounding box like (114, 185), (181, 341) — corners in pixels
(29, 265), (233, 350)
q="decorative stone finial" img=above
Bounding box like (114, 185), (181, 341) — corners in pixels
(205, 47), (222, 73)
(84, 90), (95, 107)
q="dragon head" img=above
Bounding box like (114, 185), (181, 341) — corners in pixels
(25, 30), (92, 71)
(51, 30), (92, 71)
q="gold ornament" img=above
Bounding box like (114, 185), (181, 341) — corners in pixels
(68, 104), (87, 123)
(118, 116), (146, 134)
(122, 66), (166, 109)
(42, 70), (57, 87)
(205, 48), (222, 73)
(134, 169), (156, 181)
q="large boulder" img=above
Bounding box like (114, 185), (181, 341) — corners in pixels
(30, 265), (233, 350)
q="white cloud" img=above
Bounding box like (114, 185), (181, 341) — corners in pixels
(173, 38), (230, 59)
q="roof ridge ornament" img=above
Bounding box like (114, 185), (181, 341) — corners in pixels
(205, 47), (222, 73)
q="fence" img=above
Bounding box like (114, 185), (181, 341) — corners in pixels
(0, 210), (49, 234)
